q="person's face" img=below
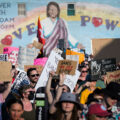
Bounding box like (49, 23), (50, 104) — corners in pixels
(81, 67), (88, 77)
(106, 97), (117, 107)
(90, 81), (96, 88)
(62, 85), (69, 93)
(48, 5), (58, 18)
(29, 70), (39, 83)
(8, 103), (23, 120)
(62, 102), (74, 113)
(23, 89), (30, 99)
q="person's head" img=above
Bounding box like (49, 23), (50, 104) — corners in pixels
(80, 66), (88, 78)
(6, 98), (24, 120)
(19, 85), (32, 99)
(87, 103), (111, 120)
(27, 68), (39, 84)
(47, 2), (60, 18)
(62, 84), (71, 93)
(56, 92), (82, 113)
(103, 82), (120, 107)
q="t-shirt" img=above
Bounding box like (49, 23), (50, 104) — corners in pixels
(80, 89), (94, 104)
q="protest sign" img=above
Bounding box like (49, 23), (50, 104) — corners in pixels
(90, 58), (116, 80)
(106, 70), (120, 84)
(24, 65), (43, 75)
(12, 71), (30, 92)
(64, 70), (80, 92)
(0, 61), (12, 82)
(66, 49), (84, 64)
(0, 54), (8, 61)
(0, 44), (6, 54)
(35, 48), (63, 90)
(34, 57), (48, 66)
(56, 60), (77, 75)
(92, 38), (120, 63)
(3, 47), (19, 65)
(33, 40), (43, 50)
(18, 47), (39, 70)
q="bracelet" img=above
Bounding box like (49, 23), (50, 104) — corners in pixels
(58, 84), (64, 87)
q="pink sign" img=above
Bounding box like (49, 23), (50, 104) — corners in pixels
(3, 47), (19, 54)
(34, 57), (48, 66)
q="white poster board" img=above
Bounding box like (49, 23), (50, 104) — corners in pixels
(0, 54), (8, 61)
(35, 49), (63, 90)
(64, 70), (80, 92)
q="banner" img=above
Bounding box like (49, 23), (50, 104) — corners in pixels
(64, 70), (80, 92)
(0, 61), (12, 82)
(66, 49), (84, 64)
(0, 54), (8, 61)
(35, 49), (63, 90)
(106, 70), (120, 84)
(24, 65), (43, 75)
(56, 60), (77, 75)
(18, 47), (39, 70)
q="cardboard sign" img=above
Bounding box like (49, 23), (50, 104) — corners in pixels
(24, 65), (43, 75)
(33, 40), (43, 50)
(66, 49), (85, 64)
(92, 38), (120, 63)
(56, 60), (77, 75)
(0, 61), (12, 82)
(18, 47), (39, 70)
(35, 49), (63, 90)
(0, 54), (8, 61)
(90, 58), (116, 80)
(0, 44), (6, 54)
(34, 57), (48, 66)
(106, 70), (120, 84)
(64, 70), (80, 92)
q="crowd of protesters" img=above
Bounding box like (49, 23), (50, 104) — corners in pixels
(0, 1), (120, 120)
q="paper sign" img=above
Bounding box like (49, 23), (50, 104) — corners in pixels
(35, 49), (63, 90)
(0, 61), (12, 82)
(33, 40), (43, 50)
(24, 65), (43, 75)
(12, 71), (30, 91)
(56, 60), (77, 75)
(64, 70), (80, 92)
(34, 57), (48, 66)
(3, 47), (19, 54)
(106, 70), (120, 84)
(0, 54), (8, 61)
(18, 47), (39, 70)
(66, 49), (85, 64)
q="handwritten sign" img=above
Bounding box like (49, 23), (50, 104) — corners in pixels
(0, 54), (8, 61)
(56, 60), (77, 75)
(0, 61), (12, 82)
(18, 46), (39, 70)
(64, 70), (80, 92)
(106, 70), (120, 84)
(0, 44), (6, 54)
(24, 65), (43, 75)
(66, 49), (85, 64)
(34, 57), (48, 66)
(3, 46), (19, 54)
(35, 49), (63, 90)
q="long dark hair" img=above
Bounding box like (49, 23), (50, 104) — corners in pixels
(50, 103), (79, 120)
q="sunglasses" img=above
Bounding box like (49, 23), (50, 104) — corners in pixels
(82, 71), (88, 73)
(30, 74), (39, 77)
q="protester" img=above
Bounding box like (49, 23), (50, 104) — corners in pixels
(49, 92), (83, 120)
(87, 103), (111, 120)
(27, 68), (39, 88)
(19, 85), (36, 120)
(6, 98), (24, 120)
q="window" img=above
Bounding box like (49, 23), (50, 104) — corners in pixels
(67, 4), (75, 16)
(18, 3), (26, 16)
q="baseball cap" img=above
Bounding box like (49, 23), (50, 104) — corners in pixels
(87, 103), (111, 117)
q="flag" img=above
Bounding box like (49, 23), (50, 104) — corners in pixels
(37, 16), (45, 45)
